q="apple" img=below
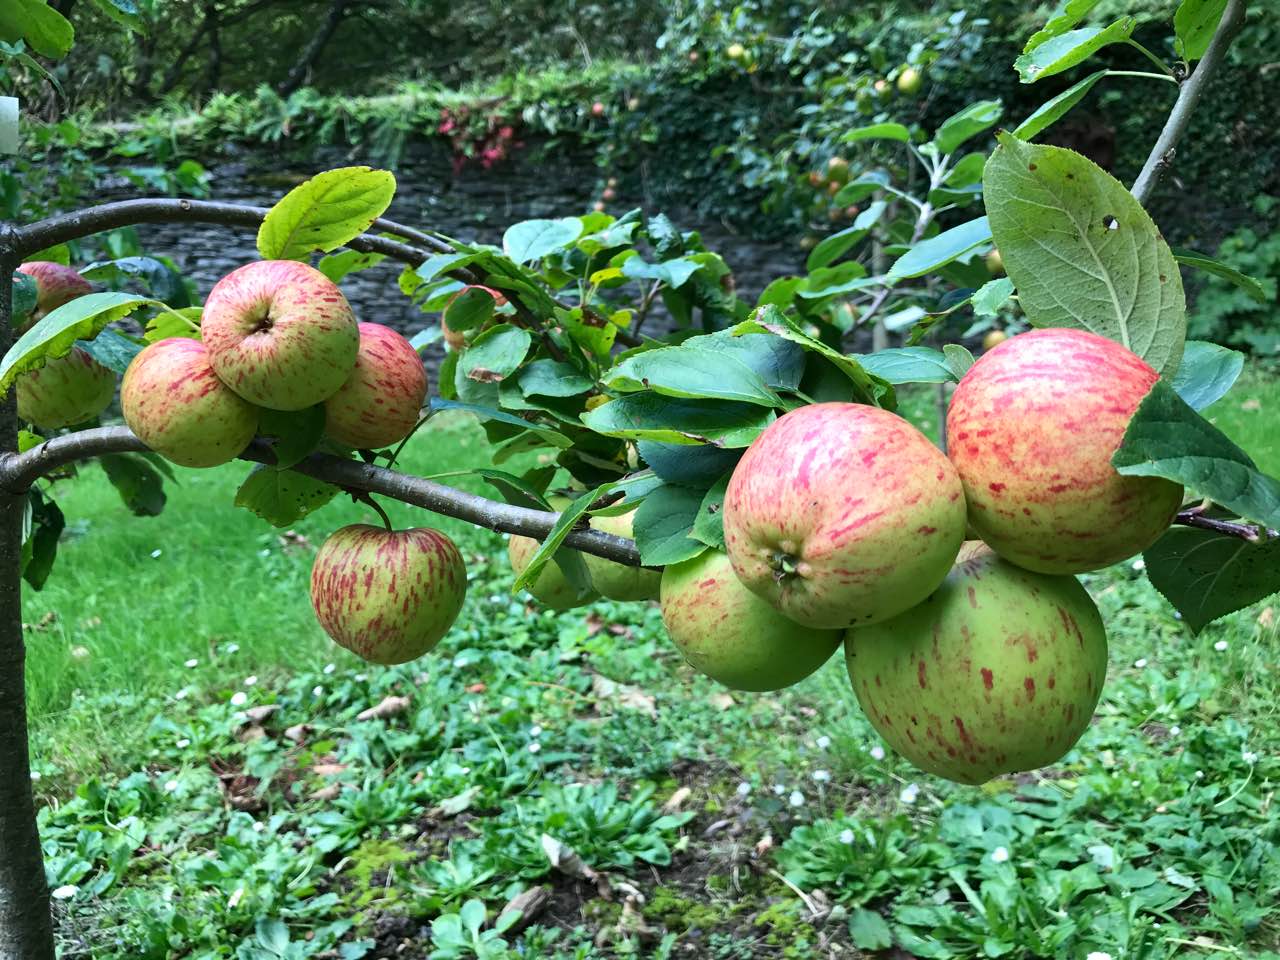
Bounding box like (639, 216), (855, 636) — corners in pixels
(15, 262), (93, 330)
(985, 248), (1004, 276)
(982, 329), (1007, 351)
(591, 200), (607, 213)
(661, 550), (841, 692)
(807, 171), (824, 189)
(826, 156), (849, 184)
(726, 42), (747, 62)
(688, 51), (700, 63)
(311, 524), (467, 664)
(723, 402), (966, 629)
(442, 284), (507, 352)
(121, 338), (258, 468)
(946, 328), (1184, 573)
(845, 544), (1107, 784)
(201, 260), (359, 411)
(873, 79), (890, 96)
(626, 97), (641, 111)
(17, 349), (115, 429)
(897, 67), (923, 95)
(324, 323), (427, 449)
(591, 101), (606, 117)
(606, 177), (618, 188)
(508, 508), (599, 610)
(583, 509), (660, 602)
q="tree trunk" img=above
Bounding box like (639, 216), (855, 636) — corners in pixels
(0, 240), (55, 958)
(276, 0), (349, 97)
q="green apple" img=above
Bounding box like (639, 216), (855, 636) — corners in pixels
(17, 349), (115, 429)
(583, 509), (660, 602)
(661, 550), (841, 691)
(845, 544), (1107, 784)
(897, 67), (923, 95)
(508, 519), (599, 611)
(311, 524), (467, 664)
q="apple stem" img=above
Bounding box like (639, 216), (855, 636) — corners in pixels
(357, 492), (395, 533)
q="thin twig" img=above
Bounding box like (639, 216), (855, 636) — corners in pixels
(1173, 507), (1276, 543)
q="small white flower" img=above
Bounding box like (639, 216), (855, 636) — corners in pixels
(229, 691), (247, 707)
(773, 784), (786, 796)
(1243, 750), (1259, 764)
(176, 738), (191, 749)
(870, 745), (886, 761)
(1214, 640), (1228, 652)
(164, 779), (179, 793)
(528, 742), (541, 754)
(243, 676), (257, 687)
(530, 724), (543, 738)
(312, 686), (323, 698)
(150, 549), (163, 559)
(184, 658), (198, 668)
(1131, 559), (1145, 571)
(1133, 658), (1148, 668)
(174, 689), (188, 701)
(51, 885), (78, 901)
(1086, 953), (1113, 960)
(812, 769), (831, 783)
(899, 783), (920, 804)
(838, 828), (855, 844)
(1169, 726), (1181, 737)
(1195, 770), (1205, 779)
(990, 846), (1010, 863)
(323, 663), (335, 675)
(227, 887), (245, 909)
(29, 771), (41, 782)
(815, 735), (831, 750)
(788, 790), (805, 808)
(225, 643), (240, 654)
(736, 782), (752, 796)
(252, 821), (265, 832)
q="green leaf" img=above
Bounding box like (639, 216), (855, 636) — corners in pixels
(22, 488), (63, 590)
(971, 277), (1015, 316)
(0, 0), (74, 59)
(86, 0), (142, 31)
(503, 218), (583, 264)
(443, 286), (496, 334)
(796, 262), (873, 299)
(841, 122), (910, 143)
(739, 306), (883, 406)
(834, 171), (891, 206)
(518, 359), (593, 398)
(1144, 527), (1280, 632)
(408, 326), (442, 352)
(931, 101), (1003, 156)
(604, 347), (782, 407)
(621, 255), (701, 289)
(429, 398), (571, 448)
(888, 217), (991, 280)
(1113, 380), (1280, 529)
(11, 273), (37, 323)
(415, 251), (475, 282)
(458, 324), (532, 384)
(806, 202), (886, 271)
(1172, 248), (1267, 303)
(945, 153), (988, 187)
(235, 466), (340, 527)
(77, 328), (142, 375)
(512, 485), (612, 594)
(683, 328), (807, 392)
(583, 394), (773, 447)
(633, 484), (707, 566)
(80, 256), (188, 306)
(475, 467), (555, 509)
(1012, 70), (1106, 141)
(258, 406), (326, 466)
(0, 292), (151, 395)
(691, 473), (731, 549)
(1023, 0), (1103, 53)
(1170, 341), (1243, 412)
(849, 908), (894, 951)
(1174, 0), (1227, 60)
(255, 917), (290, 953)
(256, 166), (397, 261)
(317, 249), (386, 283)
(984, 133), (1185, 377)
(1015, 19), (1135, 83)
(855, 346), (955, 384)
(143, 306), (201, 342)
(943, 343), (975, 379)
(99, 453), (166, 517)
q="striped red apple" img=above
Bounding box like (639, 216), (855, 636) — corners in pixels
(324, 322), (427, 449)
(15, 261), (93, 330)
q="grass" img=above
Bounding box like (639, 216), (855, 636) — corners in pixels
(20, 368), (1280, 959)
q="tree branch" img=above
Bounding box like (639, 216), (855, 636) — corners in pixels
(1130, 0), (1246, 207)
(0, 426), (645, 566)
(1174, 507), (1277, 542)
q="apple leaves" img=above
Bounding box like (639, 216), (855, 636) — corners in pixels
(1143, 527), (1280, 633)
(984, 134), (1186, 377)
(257, 166), (397, 262)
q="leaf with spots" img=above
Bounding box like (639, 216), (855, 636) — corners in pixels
(256, 166), (396, 261)
(234, 465), (340, 527)
(1143, 527), (1280, 632)
(984, 133), (1185, 377)
(633, 483), (707, 566)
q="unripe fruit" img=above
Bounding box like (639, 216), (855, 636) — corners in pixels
(947, 328), (1183, 573)
(509, 501), (599, 610)
(311, 525), (466, 664)
(583, 509), (660, 602)
(607, 176), (618, 188)
(981, 329), (1007, 351)
(627, 97), (641, 111)
(324, 323), (427, 449)
(873, 79), (890, 96)
(723, 403), (967, 629)
(897, 67), (923, 95)
(122, 338), (258, 468)
(826, 156), (849, 184)
(17, 349), (115, 429)
(726, 42), (746, 62)
(15, 262), (92, 329)
(807, 171), (824, 188)
(662, 550), (841, 691)
(845, 545), (1107, 784)
(201, 260), (359, 411)
(985, 248), (1004, 276)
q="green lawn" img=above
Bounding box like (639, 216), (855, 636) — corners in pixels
(21, 369), (1280, 960)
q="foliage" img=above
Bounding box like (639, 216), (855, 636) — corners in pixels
(1187, 200), (1280, 356)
